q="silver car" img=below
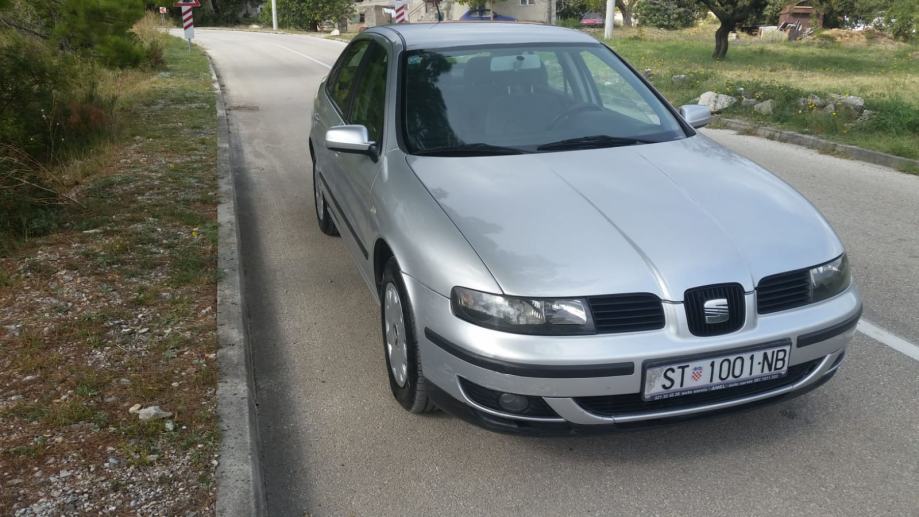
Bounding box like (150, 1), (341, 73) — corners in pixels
(309, 23), (861, 433)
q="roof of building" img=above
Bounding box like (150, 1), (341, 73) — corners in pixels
(365, 22), (599, 50)
(780, 5), (816, 15)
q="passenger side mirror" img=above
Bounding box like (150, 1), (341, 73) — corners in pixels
(679, 105), (712, 129)
(325, 125), (378, 161)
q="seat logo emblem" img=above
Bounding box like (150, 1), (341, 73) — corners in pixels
(703, 298), (730, 324)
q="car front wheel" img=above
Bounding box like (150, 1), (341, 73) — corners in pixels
(381, 258), (436, 414)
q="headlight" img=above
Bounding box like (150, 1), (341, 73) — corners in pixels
(810, 254), (850, 303)
(451, 287), (594, 335)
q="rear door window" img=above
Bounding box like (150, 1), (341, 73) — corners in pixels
(349, 42), (388, 143)
(327, 40), (370, 114)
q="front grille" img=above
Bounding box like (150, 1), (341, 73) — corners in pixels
(588, 293), (665, 334)
(757, 269), (811, 314)
(575, 359), (821, 416)
(684, 283), (745, 336)
(459, 378), (558, 418)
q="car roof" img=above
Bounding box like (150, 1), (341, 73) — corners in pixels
(365, 23), (599, 50)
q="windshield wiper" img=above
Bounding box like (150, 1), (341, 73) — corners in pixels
(414, 143), (528, 157)
(537, 135), (656, 152)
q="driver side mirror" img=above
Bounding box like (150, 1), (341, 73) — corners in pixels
(325, 125), (378, 161)
(679, 105), (712, 129)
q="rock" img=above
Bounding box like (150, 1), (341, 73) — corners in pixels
(830, 94), (865, 113)
(4, 324), (22, 337)
(145, 454), (159, 462)
(737, 87), (751, 99)
(104, 396), (118, 403)
(698, 91), (737, 113)
(128, 403), (142, 414)
(164, 421), (175, 432)
(808, 94), (826, 108)
(671, 74), (688, 85)
(823, 103), (836, 114)
(10, 394), (23, 401)
(642, 68), (653, 79)
(330, 28), (341, 36)
(799, 94), (826, 108)
(22, 374), (39, 383)
(856, 109), (875, 124)
(741, 98), (758, 107)
(118, 378), (131, 386)
(248, 24), (260, 29)
(137, 405), (172, 421)
(753, 100), (775, 115)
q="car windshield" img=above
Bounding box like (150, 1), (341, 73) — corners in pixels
(402, 43), (687, 155)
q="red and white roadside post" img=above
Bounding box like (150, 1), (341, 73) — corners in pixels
(394, 0), (408, 23)
(175, 0), (201, 47)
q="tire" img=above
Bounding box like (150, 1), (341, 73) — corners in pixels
(313, 161), (339, 236)
(380, 258), (436, 414)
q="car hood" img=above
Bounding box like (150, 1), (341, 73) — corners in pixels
(405, 135), (842, 300)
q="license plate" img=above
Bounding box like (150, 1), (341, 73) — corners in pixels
(643, 343), (791, 401)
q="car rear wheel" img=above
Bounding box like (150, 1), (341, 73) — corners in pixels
(313, 162), (338, 236)
(381, 258), (436, 414)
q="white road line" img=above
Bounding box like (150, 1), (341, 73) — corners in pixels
(858, 319), (919, 362)
(268, 43), (332, 69)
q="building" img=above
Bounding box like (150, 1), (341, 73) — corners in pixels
(778, 0), (823, 32)
(348, 0), (555, 32)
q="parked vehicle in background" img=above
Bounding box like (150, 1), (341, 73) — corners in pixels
(460, 8), (517, 21)
(580, 12), (604, 26)
(309, 23), (861, 434)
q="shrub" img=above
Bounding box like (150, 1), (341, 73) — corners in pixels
(556, 17), (583, 28)
(556, 0), (592, 21)
(886, 0), (918, 41)
(0, 33), (115, 245)
(635, 0), (707, 29)
(52, 0), (147, 68)
(259, 0), (353, 30)
(134, 11), (170, 69)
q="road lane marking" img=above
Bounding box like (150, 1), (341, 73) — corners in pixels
(268, 43), (332, 69)
(858, 319), (919, 362)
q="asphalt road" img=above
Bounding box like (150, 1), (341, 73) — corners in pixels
(193, 29), (919, 517)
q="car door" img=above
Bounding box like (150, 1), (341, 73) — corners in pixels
(313, 39), (375, 277)
(336, 39), (389, 276)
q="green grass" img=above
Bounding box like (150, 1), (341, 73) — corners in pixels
(599, 25), (919, 160)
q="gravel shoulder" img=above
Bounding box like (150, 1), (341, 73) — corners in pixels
(0, 38), (219, 515)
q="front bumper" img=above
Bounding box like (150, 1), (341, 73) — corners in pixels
(404, 274), (861, 431)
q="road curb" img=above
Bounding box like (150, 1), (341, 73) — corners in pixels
(209, 57), (264, 517)
(712, 117), (919, 172)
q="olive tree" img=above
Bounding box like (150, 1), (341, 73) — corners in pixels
(696, 0), (768, 59)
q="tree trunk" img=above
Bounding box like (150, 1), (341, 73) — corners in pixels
(713, 22), (731, 60)
(615, 0), (633, 27)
